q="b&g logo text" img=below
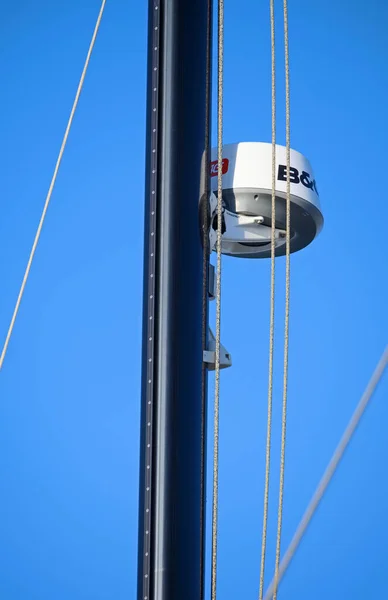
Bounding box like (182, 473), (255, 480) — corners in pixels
(277, 165), (319, 196)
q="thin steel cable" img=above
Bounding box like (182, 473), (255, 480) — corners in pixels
(211, 0), (224, 598)
(263, 345), (388, 600)
(273, 1), (291, 598)
(0, 0), (107, 371)
(258, 0), (276, 598)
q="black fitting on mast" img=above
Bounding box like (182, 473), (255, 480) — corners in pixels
(137, 0), (212, 599)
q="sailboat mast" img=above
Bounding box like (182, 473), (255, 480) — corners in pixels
(137, 1), (212, 599)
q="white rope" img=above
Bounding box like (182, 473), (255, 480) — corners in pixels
(0, 0), (107, 371)
(258, 0), (276, 597)
(264, 345), (388, 600)
(211, 0), (224, 598)
(272, 1), (291, 597)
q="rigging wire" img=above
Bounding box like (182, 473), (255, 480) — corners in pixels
(258, 0), (277, 597)
(0, 0), (107, 371)
(211, 0), (224, 598)
(263, 345), (388, 600)
(273, 0), (291, 598)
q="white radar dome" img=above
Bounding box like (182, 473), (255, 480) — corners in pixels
(208, 142), (324, 258)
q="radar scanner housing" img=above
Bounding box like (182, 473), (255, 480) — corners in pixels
(209, 142), (324, 258)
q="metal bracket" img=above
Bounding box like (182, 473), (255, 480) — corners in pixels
(208, 191), (285, 253)
(203, 327), (232, 370)
(208, 263), (216, 300)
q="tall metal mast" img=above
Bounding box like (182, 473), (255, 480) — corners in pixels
(137, 0), (212, 599)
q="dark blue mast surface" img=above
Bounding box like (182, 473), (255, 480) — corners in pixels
(137, 1), (212, 599)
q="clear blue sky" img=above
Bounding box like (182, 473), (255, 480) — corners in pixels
(0, 1), (387, 598)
